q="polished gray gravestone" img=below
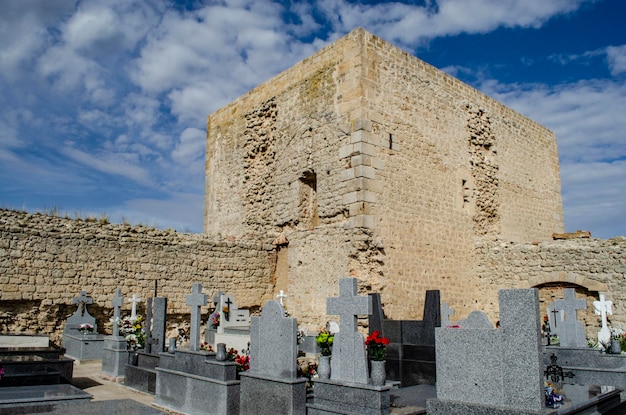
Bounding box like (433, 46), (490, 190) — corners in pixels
(102, 288), (130, 380)
(62, 290), (106, 362)
(186, 283), (207, 352)
(308, 278), (393, 415)
(155, 284), (239, 415)
(368, 290), (441, 387)
(427, 288), (544, 414)
(63, 291), (97, 334)
(550, 288), (587, 348)
(239, 300), (306, 415)
(328, 278), (371, 384)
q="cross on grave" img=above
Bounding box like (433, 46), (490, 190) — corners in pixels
(223, 296), (233, 321)
(327, 278), (372, 384)
(594, 294), (612, 330)
(73, 290), (93, 317)
(594, 293), (613, 344)
(441, 302), (455, 327)
(130, 294), (141, 320)
(276, 290), (287, 306)
(112, 288), (124, 337)
(212, 291), (224, 307)
(551, 288), (587, 347)
(186, 283), (207, 351)
(550, 307), (561, 329)
(553, 289), (586, 322)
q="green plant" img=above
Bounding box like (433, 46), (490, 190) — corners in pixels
(316, 329), (334, 356)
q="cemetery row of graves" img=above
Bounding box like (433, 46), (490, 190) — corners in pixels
(1, 278), (626, 414)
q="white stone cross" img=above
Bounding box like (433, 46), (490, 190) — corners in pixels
(276, 290), (287, 306)
(594, 294), (613, 344)
(594, 294), (613, 329)
(441, 302), (455, 327)
(130, 294), (141, 320)
(327, 278), (372, 383)
(111, 288), (124, 337)
(212, 290), (224, 307)
(186, 283), (207, 351)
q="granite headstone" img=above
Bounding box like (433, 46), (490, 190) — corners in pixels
(428, 288), (544, 414)
(551, 288), (587, 348)
(186, 283), (207, 352)
(239, 300), (306, 415)
(327, 278), (372, 384)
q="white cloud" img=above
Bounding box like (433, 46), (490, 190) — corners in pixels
(120, 191), (205, 232)
(316, 0), (592, 47)
(606, 45), (626, 76)
(478, 77), (626, 237)
(172, 127), (205, 165)
(0, 0), (74, 79)
(129, 0), (310, 99)
(60, 145), (152, 186)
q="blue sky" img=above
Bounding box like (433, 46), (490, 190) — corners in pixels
(1, 0), (624, 238)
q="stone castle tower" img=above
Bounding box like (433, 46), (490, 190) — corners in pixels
(205, 28), (564, 322)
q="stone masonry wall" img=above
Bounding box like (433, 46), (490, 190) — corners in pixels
(475, 237), (626, 338)
(205, 29), (565, 323)
(0, 209), (274, 345)
(335, 30), (563, 319)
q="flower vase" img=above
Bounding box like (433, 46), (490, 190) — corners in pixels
(216, 343), (227, 361)
(370, 360), (386, 386)
(611, 339), (622, 354)
(318, 355), (331, 379)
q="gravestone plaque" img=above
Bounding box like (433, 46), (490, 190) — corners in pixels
(551, 288), (587, 347)
(327, 278), (372, 384)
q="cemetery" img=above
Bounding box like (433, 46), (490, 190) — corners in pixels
(0, 279), (625, 414)
(2, 26), (626, 415)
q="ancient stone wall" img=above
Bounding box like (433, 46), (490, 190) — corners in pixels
(474, 237), (626, 338)
(205, 29), (565, 323)
(0, 209), (274, 345)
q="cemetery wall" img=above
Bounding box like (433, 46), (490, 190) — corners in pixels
(0, 209), (274, 345)
(475, 237), (626, 337)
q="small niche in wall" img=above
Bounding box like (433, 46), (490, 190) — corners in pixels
(299, 169), (320, 228)
(461, 178), (474, 214)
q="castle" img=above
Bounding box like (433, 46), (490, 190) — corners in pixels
(1, 29), (624, 343)
(205, 28), (564, 321)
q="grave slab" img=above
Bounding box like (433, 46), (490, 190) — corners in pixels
(155, 350), (240, 415)
(550, 289), (587, 348)
(308, 278), (391, 415)
(428, 289), (544, 413)
(240, 300), (306, 415)
(101, 288), (130, 380)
